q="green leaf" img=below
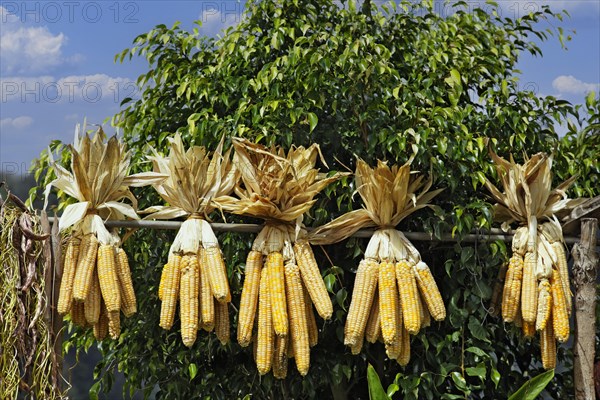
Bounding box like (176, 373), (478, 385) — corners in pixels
(367, 364), (391, 400)
(451, 372), (469, 393)
(89, 381), (101, 400)
(189, 363), (198, 380)
(324, 274), (336, 293)
(308, 112), (318, 132)
(508, 370), (554, 400)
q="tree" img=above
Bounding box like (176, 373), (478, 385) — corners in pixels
(33, 0), (599, 398)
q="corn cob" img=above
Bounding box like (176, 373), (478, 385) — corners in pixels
(215, 300), (230, 345)
(203, 246), (231, 303)
(551, 269), (570, 342)
(57, 237), (81, 314)
(344, 259), (378, 346)
(97, 245), (121, 313)
(108, 311), (120, 339)
(521, 251), (537, 323)
(285, 262), (309, 376)
(350, 337), (364, 355)
(304, 285), (318, 348)
(535, 279), (552, 331)
(502, 253), (523, 322)
(522, 320), (535, 338)
(159, 254), (181, 330)
(267, 251), (288, 336)
(418, 292), (431, 329)
(84, 271), (101, 324)
(379, 260), (399, 344)
(397, 326), (411, 367)
(71, 301), (86, 327)
(199, 250), (215, 332)
(93, 306), (108, 340)
(385, 297), (403, 360)
(115, 248), (137, 317)
(73, 233), (99, 301)
(540, 320), (556, 370)
(552, 242), (571, 314)
(365, 293), (381, 343)
(294, 241), (332, 319)
(158, 263), (168, 301)
(180, 255), (199, 347)
(396, 260), (421, 334)
(414, 262), (446, 320)
(273, 335), (288, 380)
(238, 250), (262, 347)
(257, 267), (273, 375)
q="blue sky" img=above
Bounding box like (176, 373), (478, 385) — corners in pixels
(1, 0), (598, 176)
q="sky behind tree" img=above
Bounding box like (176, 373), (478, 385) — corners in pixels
(1, 0), (598, 176)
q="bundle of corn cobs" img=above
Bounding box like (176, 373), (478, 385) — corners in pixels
(311, 159), (445, 365)
(49, 124), (164, 340)
(145, 134), (238, 347)
(484, 149), (584, 369)
(219, 138), (345, 378)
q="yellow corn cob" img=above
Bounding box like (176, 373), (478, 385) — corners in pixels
(116, 248), (137, 317)
(287, 334), (295, 359)
(158, 263), (168, 301)
(108, 311), (120, 339)
(551, 269), (570, 342)
(522, 320), (535, 338)
(73, 234), (99, 301)
(513, 306), (523, 328)
(365, 292), (381, 344)
(84, 271), (101, 324)
(396, 260), (421, 334)
(540, 320), (556, 370)
(489, 261), (508, 318)
(159, 254), (181, 330)
(414, 262), (446, 321)
(418, 292), (431, 329)
(93, 306), (108, 340)
(203, 246), (231, 303)
(304, 285), (318, 347)
(238, 250), (263, 347)
(379, 260), (399, 344)
(97, 245), (121, 313)
(350, 337), (364, 355)
(215, 300), (230, 345)
(344, 259), (378, 346)
(70, 301), (86, 327)
(257, 267), (273, 375)
(294, 241), (333, 319)
(521, 251), (537, 323)
(199, 250), (215, 332)
(57, 237), (81, 314)
(535, 279), (552, 331)
(397, 326), (411, 367)
(284, 262), (309, 376)
(180, 255), (199, 348)
(385, 291), (404, 360)
(552, 242), (571, 314)
(267, 251), (288, 336)
(502, 253), (523, 322)
(273, 335), (288, 380)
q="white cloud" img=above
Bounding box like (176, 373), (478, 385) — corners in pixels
(0, 115), (34, 129)
(1, 74), (138, 104)
(0, 6), (69, 74)
(552, 75), (600, 95)
(198, 5), (242, 36)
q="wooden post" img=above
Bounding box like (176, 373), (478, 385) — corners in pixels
(572, 218), (598, 400)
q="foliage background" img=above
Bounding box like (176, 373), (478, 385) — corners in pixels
(32, 0), (599, 398)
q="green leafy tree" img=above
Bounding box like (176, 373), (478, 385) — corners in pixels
(32, 0), (599, 398)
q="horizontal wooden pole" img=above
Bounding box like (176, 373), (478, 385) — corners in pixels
(46, 217), (590, 244)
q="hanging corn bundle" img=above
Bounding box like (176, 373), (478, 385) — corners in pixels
(145, 134), (238, 347)
(47, 123), (165, 340)
(310, 159), (444, 366)
(484, 149), (584, 369)
(219, 138), (346, 378)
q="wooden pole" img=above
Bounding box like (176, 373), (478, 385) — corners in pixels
(572, 218), (598, 400)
